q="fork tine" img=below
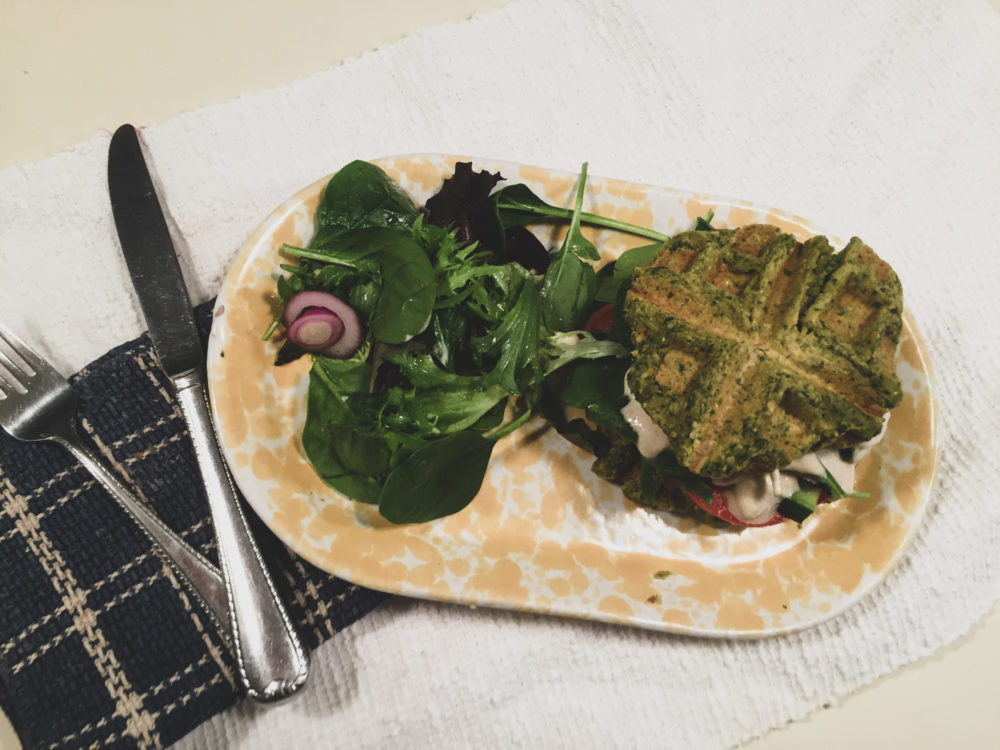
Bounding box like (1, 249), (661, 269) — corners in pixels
(0, 368), (14, 397)
(0, 350), (27, 394)
(0, 321), (41, 379)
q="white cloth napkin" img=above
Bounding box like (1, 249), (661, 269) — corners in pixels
(2, 0), (999, 747)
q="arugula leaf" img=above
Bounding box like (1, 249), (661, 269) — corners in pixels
(381, 351), (510, 436)
(471, 269), (542, 394)
(412, 217), (498, 310)
(540, 331), (627, 376)
(312, 160), (419, 247)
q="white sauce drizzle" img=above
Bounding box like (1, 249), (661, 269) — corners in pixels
(620, 377), (671, 458)
(719, 413), (891, 524)
(619, 373), (892, 525)
(848, 413), (891, 464)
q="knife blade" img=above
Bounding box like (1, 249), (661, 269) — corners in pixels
(108, 124), (309, 702)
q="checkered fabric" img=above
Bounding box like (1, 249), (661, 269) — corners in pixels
(0, 302), (388, 749)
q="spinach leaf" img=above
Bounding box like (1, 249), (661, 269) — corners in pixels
(346, 278), (380, 319)
(312, 160), (419, 247)
(310, 357), (374, 415)
(594, 242), (661, 304)
(377, 409), (533, 524)
(378, 430), (496, 524)
(539, 166), (597, 330)
(493, 183), (553, 229)
(284, 227), (436, 345)
(639, 460), (659, 504)
(559, 357), (634, 440)
(301, 358), (390, 503)
(494, 181), (670, 243)
(369, 235), (436, 344)
(644, 451), (715, 507)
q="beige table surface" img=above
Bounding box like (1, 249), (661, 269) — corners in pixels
(2, 1), (998, 748)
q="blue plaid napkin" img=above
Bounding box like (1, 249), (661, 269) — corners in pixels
(0, 302), (388, 749)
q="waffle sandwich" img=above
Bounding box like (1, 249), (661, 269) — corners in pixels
(624, 224), (903, 481)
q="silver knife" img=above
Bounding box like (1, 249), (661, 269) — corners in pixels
(107, 124), (309, 702)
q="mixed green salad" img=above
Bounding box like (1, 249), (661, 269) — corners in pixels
(264, 160), (714, 524)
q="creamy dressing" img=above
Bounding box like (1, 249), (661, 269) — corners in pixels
(714, 471), (799, 525)
(847, 413), (890, 464)
(719, 416), (890, 525)
(619, 381), (891, 525)
(620, 377), (671, 458)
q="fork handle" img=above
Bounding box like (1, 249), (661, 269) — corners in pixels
(52, 424), (230, 631)
(173, 370), (309, 703)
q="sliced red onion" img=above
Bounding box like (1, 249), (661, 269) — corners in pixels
(283, 290), (363, 359)
(287, 307), (344, 351)
(284, 290), (345, 327)
(319, 310), (363, 358)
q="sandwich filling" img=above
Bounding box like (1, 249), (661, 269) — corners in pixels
(620, 378), (890, 524)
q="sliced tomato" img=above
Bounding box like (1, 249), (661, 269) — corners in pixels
(686, 485), (785, 527)
(584, 304), (615, 335)
(687, 484), (832, 528)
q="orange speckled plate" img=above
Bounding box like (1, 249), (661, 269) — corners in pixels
(206, 155), (937, 638)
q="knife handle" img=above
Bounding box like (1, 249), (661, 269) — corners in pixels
(173, 369), (309, 702)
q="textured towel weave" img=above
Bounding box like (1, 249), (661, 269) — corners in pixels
(0, 304), (386, 749)
(1, 0), (999, 748)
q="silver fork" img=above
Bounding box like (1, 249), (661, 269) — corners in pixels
(0, 322), (229, 632)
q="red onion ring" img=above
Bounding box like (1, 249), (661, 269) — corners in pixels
(287, 308), (344, 351)
(283, 290), (363, 359)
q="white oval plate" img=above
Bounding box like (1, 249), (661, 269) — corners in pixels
(206, 155), (937, 638)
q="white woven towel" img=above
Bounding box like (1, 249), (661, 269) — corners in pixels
(2, 1), (999, 747)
